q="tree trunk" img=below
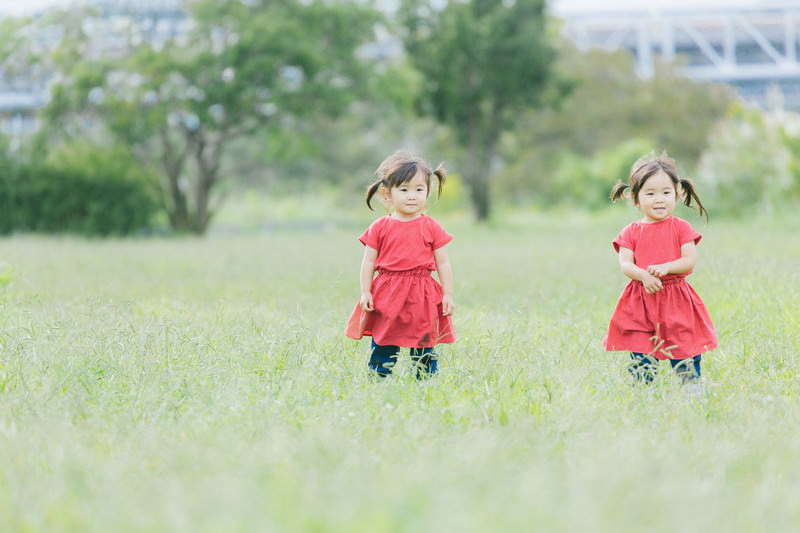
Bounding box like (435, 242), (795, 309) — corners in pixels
(468, 175), (491, 221)
(159, 127), (190, 232)
(189, 129), (224, 234)
(464, 123), (495, 222)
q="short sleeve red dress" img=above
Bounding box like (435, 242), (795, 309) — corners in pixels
(344, 214), (456, 348)
(602, 216), (717, 359)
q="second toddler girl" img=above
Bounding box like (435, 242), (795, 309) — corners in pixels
(603, 153), (717, 387)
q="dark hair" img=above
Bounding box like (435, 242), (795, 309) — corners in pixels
(365, 151), (447, 211)
(610, 152), (708, 221)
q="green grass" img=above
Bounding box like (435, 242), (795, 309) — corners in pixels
(1, 212), (799, 532)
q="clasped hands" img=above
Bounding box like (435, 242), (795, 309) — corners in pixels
(642, 263), (669, 294)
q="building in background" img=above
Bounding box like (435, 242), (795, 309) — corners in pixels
(0, 0), (185, 143)
(5, 0), (800, 141)
(552, 0), (800, 110)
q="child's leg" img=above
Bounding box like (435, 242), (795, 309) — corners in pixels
(369, 340), (400, 377)
(628, 352), (658, 384)
(409, 347), (438, 379)
(669, 355), (702, 383)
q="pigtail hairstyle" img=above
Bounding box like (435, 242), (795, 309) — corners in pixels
(365, 176), (383, 211)
(364, 151), (447, 211)
(612, 151), (709, 222)
(430, 164), (447, 200)
(609, 181), (631, 202)
(678, 177), (709, 222)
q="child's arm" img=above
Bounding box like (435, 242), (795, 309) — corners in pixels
(359, 246), (378, 312)
(646, 241), (697, 278)
(618, 246), (663, 294)
(434, 246), (454, 316)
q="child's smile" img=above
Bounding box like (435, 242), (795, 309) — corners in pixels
(387, 170), (429, 220)
(636, 171), (676, 223)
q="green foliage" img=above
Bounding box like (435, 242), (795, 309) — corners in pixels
(0, 18), (27, 70)
(35, 0), (382, 234)
(0, 142), (159, 236)
(402, 0), (552, 139)
(779, 125), (800, 200)
(497, 42), (736, 205)
(553, 43), (734, 164)
(371, 60), (424, 116)
(0, 263), (16, 288)
(399, 0), (556, 219)
(244, 107), (455, 205)
(697, 104), (797, 216)
(547, 139), (654, 209)
(7, 0), (786, 220)
(429, 171), (467, 213)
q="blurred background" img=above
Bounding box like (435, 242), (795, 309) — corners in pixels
(1, 0), (799, 235)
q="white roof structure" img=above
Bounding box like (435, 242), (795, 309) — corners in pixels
(551, 0), (784, 16)
(0, 92), (47, 112)
(0, 0), (182, 16)
(551, 0), (800, 108)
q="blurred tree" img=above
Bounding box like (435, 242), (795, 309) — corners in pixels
(243, 61), (452, 197)
(0, 17), (30, 77)
(697, 104), (795, 216)
(39, 0), (380, 233)
(497, 40), (736, 206)
(551, 138), (654, 210)
(399, 0), (555, 220)
(781, 128), (800, 200)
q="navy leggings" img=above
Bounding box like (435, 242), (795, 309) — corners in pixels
(628, 352), (702, 384)
(368, 339), (438, 378)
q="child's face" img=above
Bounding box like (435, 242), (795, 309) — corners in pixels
(635, 170), (676, 223)
(384, 170), (429, 220)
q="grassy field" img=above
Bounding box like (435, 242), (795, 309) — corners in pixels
(1, 211), (799, 532)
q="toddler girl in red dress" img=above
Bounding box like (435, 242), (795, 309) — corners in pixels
(345, 151), (456, 378)
(603, 153), (717, 387)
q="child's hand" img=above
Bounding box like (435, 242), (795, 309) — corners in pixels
(642, 273), (663, 294)
(647, 264), (669, 277)
(441, 295), (455, 316)
(360, 292), (374, 312)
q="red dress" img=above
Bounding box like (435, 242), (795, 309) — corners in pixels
(344, 214), (456, 348)
(602, 217), (717, 359)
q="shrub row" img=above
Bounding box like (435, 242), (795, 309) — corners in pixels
(0, 144), (160, 236)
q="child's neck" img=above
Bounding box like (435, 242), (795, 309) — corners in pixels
(640, 216), (671, 224)
(390, 212), (422, 221)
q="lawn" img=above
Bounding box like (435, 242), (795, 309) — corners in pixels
(0, 211), (799, 532)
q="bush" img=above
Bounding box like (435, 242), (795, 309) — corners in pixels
(550, 138), (655, 210)
(697, 104), (797, 216)
(0, 142), (160, 236)
(429, 172), (467, 213)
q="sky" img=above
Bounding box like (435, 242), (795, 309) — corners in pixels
(551, 0), (779, 15)
(0, 0), (790, 16)
(0, 0), (72, 15)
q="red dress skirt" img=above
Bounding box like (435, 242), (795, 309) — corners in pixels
(603, 277), (717, 359)
(345, 267), (455, 348)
